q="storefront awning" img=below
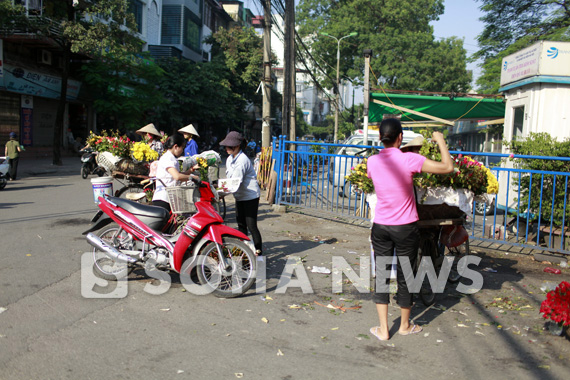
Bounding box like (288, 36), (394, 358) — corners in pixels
(369, 92), (505, 124)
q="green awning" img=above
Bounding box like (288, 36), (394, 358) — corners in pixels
(369, 93), (505, 124)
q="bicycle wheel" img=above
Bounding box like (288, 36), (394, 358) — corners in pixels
(417, 232), (438, 307)
(447, 239), (470, 283)
(116, 184), (145, 200)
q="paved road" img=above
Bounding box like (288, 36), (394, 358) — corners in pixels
(0, 157), (569, 379)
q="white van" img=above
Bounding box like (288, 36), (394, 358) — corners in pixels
(329, 129), (422, 196)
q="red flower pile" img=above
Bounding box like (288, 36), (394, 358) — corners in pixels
(540, 281), (570, 326)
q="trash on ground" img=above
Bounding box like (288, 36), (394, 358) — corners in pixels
(560, 261), (568, 268)
(311, 266), (331, 274)
(540, 282), (558, 292)
(314, 300), (362, 312)
(543, 267), (561, 274)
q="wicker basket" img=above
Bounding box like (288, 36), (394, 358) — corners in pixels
(96, 152), (120, 173)
(166, 185), (198, 214)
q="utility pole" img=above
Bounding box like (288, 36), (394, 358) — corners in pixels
(281, 0), (293, 139)
(320, 32), (357, 142)
(288, 1), (296, 144)
(261, 0), (272, 148)
(363, 49), (372, 145)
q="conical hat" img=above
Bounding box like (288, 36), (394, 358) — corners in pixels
(179, 124), (200, 137)
(400, 136), (424, 152)
(136, 123), (161, 138)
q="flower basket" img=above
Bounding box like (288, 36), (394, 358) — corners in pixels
(117, 159), (149, 176)
(415, 187), (474, 219)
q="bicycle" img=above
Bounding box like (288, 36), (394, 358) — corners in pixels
(416, 216), (470, 306)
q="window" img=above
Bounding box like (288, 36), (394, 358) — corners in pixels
(128, 0), (144, 34)
(183, 7), (201, 52)
(512, 106), (524, 138)
(162, 5), (182, 44)
(14, 0), (42, 15)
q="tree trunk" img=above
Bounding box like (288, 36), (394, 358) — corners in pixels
(53, 42), (70, 166)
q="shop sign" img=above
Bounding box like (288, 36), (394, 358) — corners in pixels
(3, 63), (81, 100)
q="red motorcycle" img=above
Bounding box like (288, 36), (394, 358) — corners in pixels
(84, 177), (256, 298)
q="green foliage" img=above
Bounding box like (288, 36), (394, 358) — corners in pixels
(507, 133), (570, 225)
(154, 27), (268, 136)
(473, 0), (570, 93)
(297, 0), (471, 92)
(80, 53), (165, 130)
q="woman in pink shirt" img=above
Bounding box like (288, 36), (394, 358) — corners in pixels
(367, 118), (453, 341)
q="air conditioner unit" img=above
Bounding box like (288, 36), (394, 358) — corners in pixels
(39, 50), (52, 65)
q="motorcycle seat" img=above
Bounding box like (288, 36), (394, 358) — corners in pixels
(108, 196), (170, 230)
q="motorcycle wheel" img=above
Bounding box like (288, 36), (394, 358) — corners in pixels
(0, 177), (6, 190)
(447, 239), (470, 283)
(92, 224), (136, 280)
(196, 237), (256, 298)
(81, 164), (89, 179)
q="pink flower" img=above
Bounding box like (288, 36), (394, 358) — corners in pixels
(509, 153), (514, 158)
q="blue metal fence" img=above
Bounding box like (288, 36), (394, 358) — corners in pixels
(272, 135), (570, 256)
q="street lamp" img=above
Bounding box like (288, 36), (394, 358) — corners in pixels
(321, 31), (358, 142)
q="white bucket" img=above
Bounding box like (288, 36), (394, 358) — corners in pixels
(91, 176), (113, 203)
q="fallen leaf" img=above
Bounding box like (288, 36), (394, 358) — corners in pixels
(475, 331), (485, 336)
(288, 304), (302, 309)
(457, 324), (469, 328)
(261, 317), (269, 324)
(160, 308), (171, 312)
(280, 319), (286, 322)
(265, 296), (273, 301)
(436, 340), (443, 343)
(26, 254), (32, 257)
(177, 370), (184, 374)
(0, 307), (7, 314)
(331, 327), (339, 330)
(277, 349), (284, 356)
(538, 365), (550, 370)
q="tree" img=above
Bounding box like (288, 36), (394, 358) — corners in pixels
(473, 0), (570, 93)
(297, 0), (472, 92)
(80, 53), (166, 131)
(154, 26), (274, 139)
(0, 0), (142, 164)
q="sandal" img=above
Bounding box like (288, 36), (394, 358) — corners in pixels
(398, 324), (423, 336)
(370, 326), (389, 341)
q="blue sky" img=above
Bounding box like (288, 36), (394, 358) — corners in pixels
(243, 0), (485, 88)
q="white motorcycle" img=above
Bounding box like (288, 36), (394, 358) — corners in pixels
(0, 156), (9, 190)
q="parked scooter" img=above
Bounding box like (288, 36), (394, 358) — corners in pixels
(0, 156), (9, 190)
(83, 176), (257, 298)
(80, 148), (106, 179)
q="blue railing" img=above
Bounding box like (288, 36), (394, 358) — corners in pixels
(272, 135), (570, 256)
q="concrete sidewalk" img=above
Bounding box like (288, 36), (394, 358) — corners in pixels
(14, 154), (82, 178)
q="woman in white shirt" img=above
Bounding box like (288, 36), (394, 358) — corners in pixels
(220, 131), (263, 256)
(152, 133), (198, 212)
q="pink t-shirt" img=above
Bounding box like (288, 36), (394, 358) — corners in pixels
(367, 148), (426, 225)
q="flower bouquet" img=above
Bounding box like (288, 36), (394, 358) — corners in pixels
(540, 281), (570, 335)
(343, 133), (499, 219)
(87, 130), (132, 159)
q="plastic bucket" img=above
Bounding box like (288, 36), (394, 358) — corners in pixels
(91, 176), (113, 203)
